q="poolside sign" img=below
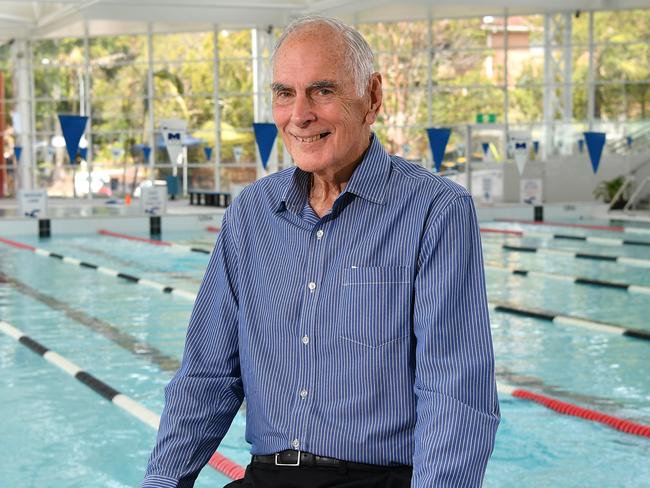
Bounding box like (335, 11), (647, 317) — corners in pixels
(160, 118), (187, 165)
(58, 115), (88, 165)
(253, 123), (277, 170)
(426, 127), (451, 172)
(584, 132), (606, 174)
(140, 184), (167, 216)
(19, 189), (48, 218)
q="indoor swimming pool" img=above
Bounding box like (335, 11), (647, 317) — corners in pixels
(1, 221), (649, 487)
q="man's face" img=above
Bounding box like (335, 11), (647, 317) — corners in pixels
(272, 29), (380, 177)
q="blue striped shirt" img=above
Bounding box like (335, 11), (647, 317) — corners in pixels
(143, 135), (500, 488)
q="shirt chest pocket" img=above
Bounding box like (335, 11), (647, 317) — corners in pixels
(339, 266), (412, 348)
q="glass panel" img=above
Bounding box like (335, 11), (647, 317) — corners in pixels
(359, 20), (428, 54)
(507, 15), (544, 47)
(32, 38), (84, 67)
(507, 47), (544, 86)
(219, 60), (253, 94)
(595, 84), (625, 121)
(219, 95), (254, 129)
(376, 52), (428, 90)
(91, 97), (146, 133)
(432, 49), (503, 86)
(433, 17), (503, 50)
(377, 88), (428, 126)
(220, 128), (255, 164)
(431, 87), (504, 124)
(219, 29), (252, 58)
(152, 61), (213, 96)
(34, 100), (82, 133)
(508, 87), (544, 122)
(374, 125), (430, 163)
(595, 44), (650, 82)
(91, 63), (147, 98)
(624, 83), (650, 121)
(33, 66), (83, 99)
(595, 9), (650, 44)
(90, 34), (147, 64)
(153, 32), (213, 62)
(572, 84), (589, 121)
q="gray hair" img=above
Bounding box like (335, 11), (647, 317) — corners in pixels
(272, 16), (375, 98)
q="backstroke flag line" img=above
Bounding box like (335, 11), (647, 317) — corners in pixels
(584, 132), (606, 174)
(426, 127), (451, 172)
(14, 146), (22, 162)
(142, 145), (152, 163)
(58, 115), (88, 165)
(204, 146), (213, 162)
(253, 123), (278, 170)
(160, 118), (187, 165)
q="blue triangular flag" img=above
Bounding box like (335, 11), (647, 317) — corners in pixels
(142, 145), (151, 162)
(58, 115), (88, 165)
(204, 146), (213, 162)
(533, 141), (539, 154)
(578, 139), (584, 153)
(253, 123), (277, 170)
(584, 132), (606, 174)
(79, 147), (88, 160)
(426, 128), (452, 172)
(14, 146), (22, 162)
(481, 142), (490, 156)
(626, 136), (633, 148)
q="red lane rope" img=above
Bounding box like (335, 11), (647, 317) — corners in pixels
(480, 228), (524, 236)
(206, 226), (221, 233)
(0, 236), (36, 251)
(512, 388), (650, 438)
(98, 229), (172, 246)
(496, 218), (624, 232)
(208, 451), (246, 480)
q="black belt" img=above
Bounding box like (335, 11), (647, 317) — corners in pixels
(252, 450), (381, 469)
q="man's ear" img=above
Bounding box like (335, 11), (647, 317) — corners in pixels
(365, 73), (383, 125)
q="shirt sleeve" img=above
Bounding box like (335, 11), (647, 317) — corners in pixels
(411, 195), (500, 488)
(142, 209), (244, 488)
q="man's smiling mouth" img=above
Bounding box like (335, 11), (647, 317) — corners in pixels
(292, 132), (331, 143)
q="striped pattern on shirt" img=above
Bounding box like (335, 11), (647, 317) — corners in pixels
(143, 134), (500, 488)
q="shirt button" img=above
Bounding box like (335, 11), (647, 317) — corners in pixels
(301, 335), (309, 345)
(308, 282), (316, 292)
(316, 229), (324, 239)
(300, 389), (308, 399)
(292, 438), (300, 449)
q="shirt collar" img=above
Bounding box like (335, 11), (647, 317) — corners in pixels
(277, 133), (391, 215)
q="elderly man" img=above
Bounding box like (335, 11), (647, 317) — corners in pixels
(143, 16), (499, 488)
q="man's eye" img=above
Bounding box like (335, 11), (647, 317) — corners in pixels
(318, 88), (333, 96)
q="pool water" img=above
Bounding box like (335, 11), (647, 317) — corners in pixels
(1, 223), (649, 487)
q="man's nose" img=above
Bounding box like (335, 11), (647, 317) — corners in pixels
(291, 93), (316, 126)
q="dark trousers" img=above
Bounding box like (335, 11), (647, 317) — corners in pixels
(224, 462), (412, 488)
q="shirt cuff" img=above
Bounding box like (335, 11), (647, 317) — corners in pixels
(141, 474), (179, 488)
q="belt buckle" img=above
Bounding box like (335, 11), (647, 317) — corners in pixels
(275, 450), (301, 467)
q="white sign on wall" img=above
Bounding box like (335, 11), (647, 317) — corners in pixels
(141, 185), (167, 215)
(520, 179), (543, 205)
(19, 189), (48, 218)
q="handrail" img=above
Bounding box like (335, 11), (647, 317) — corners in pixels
(608, 176), (634, 213)
(623, 176), (650, 214)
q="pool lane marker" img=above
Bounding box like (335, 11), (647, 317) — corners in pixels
(494, 218), (650, 235)
(4, 319), (648, 443)
(489, 301), (650, 341)
(481, 227), (650, 248)
(0, 236), (198, 300)
(496, 383), (650, 438)
(0, 320), (246, 481)
(99, 229), (211, 255)
(485, 263), (650, 296)
(482, 240), (650, 268)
